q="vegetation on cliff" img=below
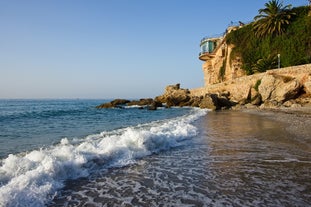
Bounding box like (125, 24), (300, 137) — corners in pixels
(253, 0), (296, 37)
(226, 2), (311, 75)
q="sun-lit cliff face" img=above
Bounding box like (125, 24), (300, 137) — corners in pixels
(199, 26), (246, 86)
(201, 43), (245, 86)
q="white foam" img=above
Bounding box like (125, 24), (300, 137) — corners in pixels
(0, 108), (207, 207)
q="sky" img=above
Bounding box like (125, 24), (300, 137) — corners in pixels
(0, 0), (308, 99)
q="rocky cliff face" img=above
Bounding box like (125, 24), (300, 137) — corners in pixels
(202, 43), (245, 85)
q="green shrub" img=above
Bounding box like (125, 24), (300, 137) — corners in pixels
(219, 59), (226, 81)
(254, 79), (262, 91)
(225, 6), (311, 74)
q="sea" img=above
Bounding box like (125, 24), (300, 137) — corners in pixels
(0, 99), (310, 207)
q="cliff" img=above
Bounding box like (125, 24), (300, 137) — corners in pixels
(199, 25), (244, 86)
(201, 38), (245, 85)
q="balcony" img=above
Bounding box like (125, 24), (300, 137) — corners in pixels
(199, 52), (216, 61)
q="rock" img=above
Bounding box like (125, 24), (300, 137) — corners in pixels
(155, 83), (191, 107)
(111, 99), (131, 106)
(218, 95), (235, 109)
(229, 84), (251, 104)
(251, 95), (262, 105)
(156, 84), (235, 110)
(291, 103), (302, 108)
(303, 75), (311, 95)
(244, 103), (258, 109)
(96, 99), (130, 108)
(283, 100), (296, 107)
(127, 98), (154, 106)
(147, 101), (163, 110)
(259, 100), (280, 109)
(165, 83), (180, 91)
(250, 88), (262, 105)
(258, 75), (275, 102)
(96, 102), (114, 109)
(190, 96), (203, 107)
(199, 94), (219, 110)
(231, 104), (244, 110)
(147, 103), (157, 110)
(259, 74), (302, 103)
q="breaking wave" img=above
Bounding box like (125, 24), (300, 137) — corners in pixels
(0, 108), (207, 207)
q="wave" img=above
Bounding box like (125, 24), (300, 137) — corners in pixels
(0, 108), (207, 207)
(0, 108), (87, 122)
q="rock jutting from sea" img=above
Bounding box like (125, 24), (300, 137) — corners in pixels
(96, 64), (311, 111)
(96, 98), (163, 110)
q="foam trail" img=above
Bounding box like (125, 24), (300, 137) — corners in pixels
(0, 108), (207, 207)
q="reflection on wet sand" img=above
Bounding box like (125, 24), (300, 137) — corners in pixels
(51, 111), (311, 206)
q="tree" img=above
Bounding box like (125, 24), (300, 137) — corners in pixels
(251, 54), (278, 73)
(253, 0), (296, 37)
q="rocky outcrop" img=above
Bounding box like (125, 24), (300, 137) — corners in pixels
(191, 64), (311, 109)
(96, 64), (311, 111)
(258, 74), (302, 103)
(155, 84), (191, 107)
(96, 99), (130, 108)
(127, 98), (154, 106)
(155, 84), (234, 110)
(96, 98), (162, 110)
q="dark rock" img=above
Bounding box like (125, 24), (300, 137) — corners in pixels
(218, 96), (235, 109)
(251, 94), (262, 105)
(111, 99), (130, 106)
(153, 100), (163, 108)
(147, 104), (157, 110)
(199, 94), (219, 110)
(96, 102), (114, 109)
(96, 99), (130, 109)
(127, 98), (154, 106)
(189, 96), (202, 107)
(146, 101), (163, 110)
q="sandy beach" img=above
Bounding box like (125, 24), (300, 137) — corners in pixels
(242, 107), (311, 146)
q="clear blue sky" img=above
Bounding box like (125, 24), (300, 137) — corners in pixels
(0, 0), (308, 99)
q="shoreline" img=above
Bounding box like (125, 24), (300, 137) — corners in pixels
(239, 106), (311, 145)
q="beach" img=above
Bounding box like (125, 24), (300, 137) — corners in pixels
(242, 106), (311, 145)
(0, 99), (310, 206)
(51, 108), (311, 206)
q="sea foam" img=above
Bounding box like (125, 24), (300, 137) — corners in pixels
(0, 108), (207, 207)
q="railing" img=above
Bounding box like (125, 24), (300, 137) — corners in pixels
(228, 20), (252, 27)
(200, 20), (253, 43)
(199, 51), (216, 57)
(200, 33), (225, 43)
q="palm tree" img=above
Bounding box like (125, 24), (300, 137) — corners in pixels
(251, 55), (278, 72)
(253, 0), (296, 38)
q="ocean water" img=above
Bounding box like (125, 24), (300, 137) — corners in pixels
(1, 100), (311, 207)
(0, 99), (206, 206)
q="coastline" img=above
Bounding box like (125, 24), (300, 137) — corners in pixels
(51, 106), (311, 206)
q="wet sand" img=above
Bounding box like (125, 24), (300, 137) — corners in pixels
(242, 107), (311, 147)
